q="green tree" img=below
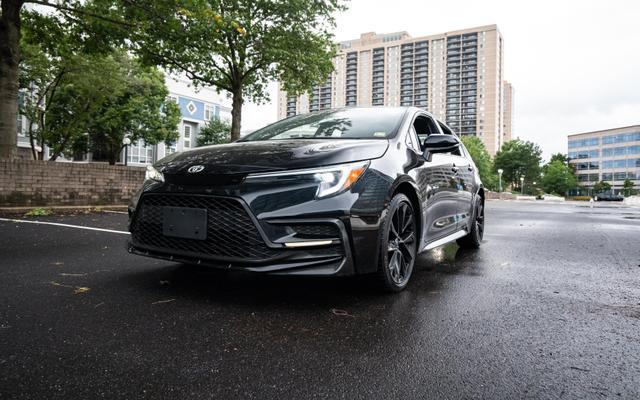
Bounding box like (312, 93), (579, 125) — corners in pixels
(622, 179), (636, 197)
(549, 153), (569, 165)
(87, 52), (181, 164)
(19, 13), (176, 162)
(197, 118), (232, 146)
(494, 139), (543, 193)
(460, 136), (497, 190)
(19, 32), (109, 160)
(541, 160), (577, 196)
(1, 0), (130, 159)
(127, 0), (344, 141)
(593, 180), (611, 194)
(548, 152), (576, 173)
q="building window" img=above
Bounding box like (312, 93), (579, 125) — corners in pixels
(165, 140), (177, 155)
(614, 172), (628, 181)
(127, 140), (154, 165)
(183, 124), (192, 148)
(204, 104), (216, 121)
(17, 114), (24, 136)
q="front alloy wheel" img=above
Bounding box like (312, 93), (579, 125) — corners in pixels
(376, 194), (417, 292)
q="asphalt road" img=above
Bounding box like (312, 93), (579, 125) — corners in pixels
(1, 201), (639, 399)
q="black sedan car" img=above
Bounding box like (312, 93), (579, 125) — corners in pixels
(128, 107), (484, 291)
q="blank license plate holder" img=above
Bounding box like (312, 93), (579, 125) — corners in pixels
(162, 207), (207, 240)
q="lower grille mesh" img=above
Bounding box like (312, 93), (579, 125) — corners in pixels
(289, 224), (341, 239)
(131, 194), (279, 260)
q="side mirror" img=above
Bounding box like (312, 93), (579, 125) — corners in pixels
(422, 134), (460, 160)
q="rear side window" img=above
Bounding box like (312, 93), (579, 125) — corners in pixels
(436, 121), (462, 156)
(439, 122), (455, 136)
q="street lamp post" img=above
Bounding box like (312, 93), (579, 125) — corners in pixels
(497, 169), (503, 192)
(520, 176), (525, 195)
(122, 137), (131, 166)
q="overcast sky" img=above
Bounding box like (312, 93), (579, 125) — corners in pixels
(241, 0), (640, 160)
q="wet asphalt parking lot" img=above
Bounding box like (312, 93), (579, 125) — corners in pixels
(1, 200), (639, 399)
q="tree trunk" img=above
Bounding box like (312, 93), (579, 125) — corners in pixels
(28, 121), (36, 160)
(230, 86), (242, 142)
(0, 0), (24, 159)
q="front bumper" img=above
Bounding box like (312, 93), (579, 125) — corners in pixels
(128, 193), (356, 276)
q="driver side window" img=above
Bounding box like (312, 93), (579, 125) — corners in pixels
(413, 115), (440, 146)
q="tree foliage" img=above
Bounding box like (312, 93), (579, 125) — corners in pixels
(622, 179), (637, 197)
(197, 118), (232, 146)
(460, 136), (497, 190)
(86, 52), (181, 164)
(549, 153), (569, 166)
(0, 0), (131, 159)
(19, 13), (115, 160)
(541, 160), (577, 196)
(19, 12), (179, 163)
(126, 0), (344, 141)
(494, 139), (543, 193)
(593, 181), (611, 194)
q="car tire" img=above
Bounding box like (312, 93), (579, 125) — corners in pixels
(374, 193), (418, 292)
(457, 196), (484, 249)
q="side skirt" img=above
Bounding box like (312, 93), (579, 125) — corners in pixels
(421, 229), (468, 252)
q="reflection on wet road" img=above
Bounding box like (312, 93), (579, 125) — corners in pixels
(1, 200), (639, 399)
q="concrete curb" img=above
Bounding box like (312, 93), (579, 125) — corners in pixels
(0, 205), (128, 216)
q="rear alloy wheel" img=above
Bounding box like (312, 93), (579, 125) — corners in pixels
(457, 196), (484, 249)
(376, 194), (418, 292)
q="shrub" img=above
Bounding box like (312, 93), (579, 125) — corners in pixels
(24, 207), (53, 217)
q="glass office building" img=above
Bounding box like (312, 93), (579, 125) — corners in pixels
(568, 125), (640, 195)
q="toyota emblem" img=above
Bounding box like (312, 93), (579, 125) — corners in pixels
(187, 165), (205, 173)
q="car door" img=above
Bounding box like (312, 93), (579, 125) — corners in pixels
(406, 114), (460, 245)
(449, 145), (474, 231)
(437, 123), (474, 232)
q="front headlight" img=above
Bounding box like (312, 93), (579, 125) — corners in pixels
(145, 165), (164, 183)
(246, 161), (369, 198)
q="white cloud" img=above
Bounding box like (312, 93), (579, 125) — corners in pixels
(242, 0), (640, 159)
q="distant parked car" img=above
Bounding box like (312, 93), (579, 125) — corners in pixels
(594, 193), (624, 201)
(127, 107), (485, 292)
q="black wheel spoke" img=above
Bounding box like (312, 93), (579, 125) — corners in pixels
(389, 251), (400, 279)
(399, 243), (413, 263)
(398, 253), (406, 278)
(402, 212), (412, 232)
(389, 220), (399, 239)
(401, 231), (415, 244)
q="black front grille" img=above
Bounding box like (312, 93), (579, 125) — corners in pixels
(131, 194), (279, 261)
(289, 224), (341, 239)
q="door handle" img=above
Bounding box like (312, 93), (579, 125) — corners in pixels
(467, 166), (474, 172)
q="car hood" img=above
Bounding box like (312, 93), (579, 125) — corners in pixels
(156, 139), (389, 176)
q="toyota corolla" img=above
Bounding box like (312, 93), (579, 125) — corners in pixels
(128, 107), (484, 291)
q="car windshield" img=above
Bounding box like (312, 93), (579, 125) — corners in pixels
(239, 108), (407, 141)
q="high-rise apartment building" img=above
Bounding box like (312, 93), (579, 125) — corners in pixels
(568, 125), (640, 195)
(503, 81), (514, 143)
(277, 25), (512, 155)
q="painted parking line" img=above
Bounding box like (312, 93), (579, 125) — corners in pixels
(0, 218), (130, 235)
(100, 210), (128, 215)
